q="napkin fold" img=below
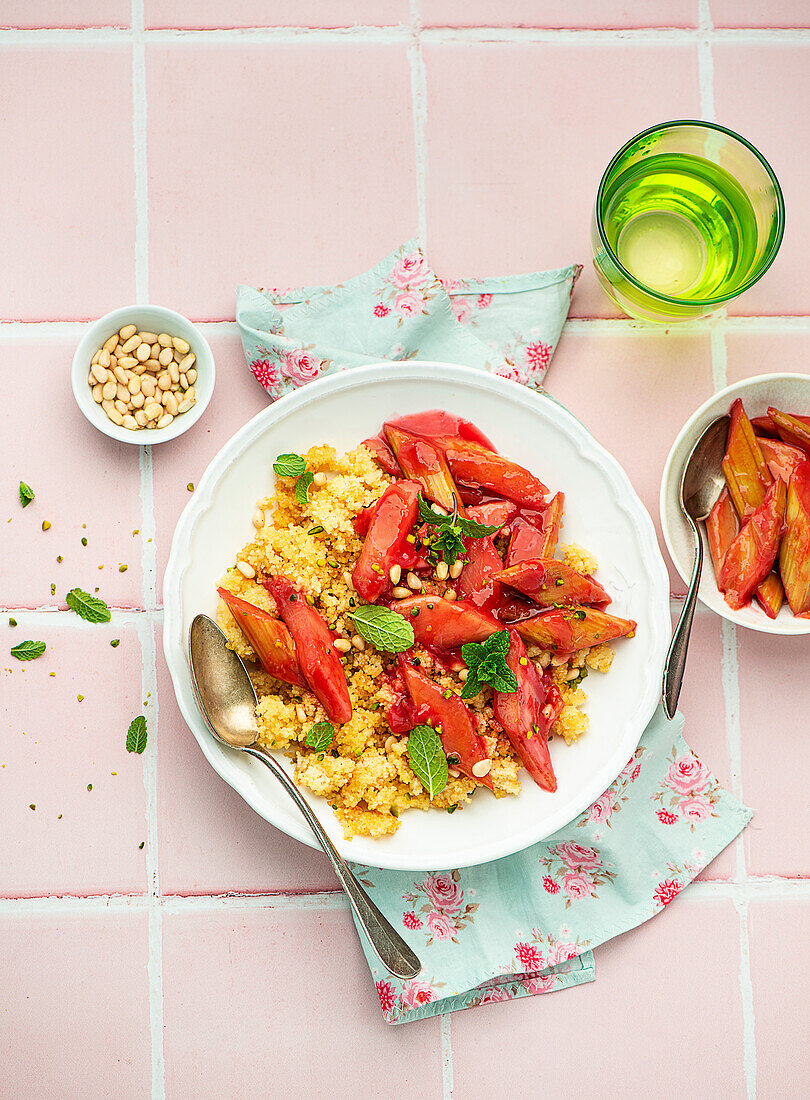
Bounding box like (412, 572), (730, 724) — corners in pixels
(236, 243), (751, 1025)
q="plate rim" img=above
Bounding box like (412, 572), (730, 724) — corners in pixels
(163, 361), (671, 870)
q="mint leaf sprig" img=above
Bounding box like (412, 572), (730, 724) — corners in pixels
(273, 452), (317, 505)
(349, 604), (414, 652)
(460, 629), (519, 699)
(416, 494), (503, 567)
(11, 640), (46, 661)
(66, 588), (111, 623)
(305, 721), (335, 751)
(406, 724), (448, 799)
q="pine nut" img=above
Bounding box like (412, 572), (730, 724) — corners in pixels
(103, 335), (119, 354)
(119, 324), (137, 340)
(138, 331), (158, 344)
(144, 402), (162, 420)
(389, 564), (401, 584)
(118, 356), (138, 369)
(128, 377), (141, 396)
(115, 383), (128, 403)
(448, 767), (460, 778)
(131, 392), (145, 409)
(91, 349), (101, 366)
(134, 409), (148, 426)
(158, 347), (173, 366)
(122, 414), (138, 430)
(471, 759), (492, 778)
(459, 668), (469, 682)
(157, 373), (172, 390)
(110, 365), (124, 384)
(450, 560), (464, 579)
(444, 589), (457, 602)
(120, 335), (141, 354)
(164, 392), (178, 416)
(102, 381), (116, 401)
(293, 704), (306, 723)
(436, 561), (449, 581)
(115, 399), (128, 414)
(160, 389), (172, 407)
(252, 509), (265, 529)
(406, 572), (422, 591)
(177, 398), (195, 414)
(98, 349), (111, 368)
(313, 472), (327, 487)
(178, 353), (196, 373)
(92, 384), (103, 403)
(149, 343), (160, 359)
(392, 587), (410, 599)
(172, 337), (190, 354)
(144, 359), (161, 373)
(135, 342), (151, 362)
(107, 408), (124, 425)
(169, 362), (180, 384)
(180, 373), (188, 389)
(384, 735), (396, 752)
(351, 635), (366, 651)
(186, 367), (197, 384)
(173, 348), (183, 362)
(140, 377), (156, 397)
(89, 363), (107, 385)
(184, 386), (196, 402)
(236, 559), (255, 579)
(156, 413), (174, 429)
(333, 638), (352, 652)
(432, 504), (448, 516)
(102, 399), (115, 413)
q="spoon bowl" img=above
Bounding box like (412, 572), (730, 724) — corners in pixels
(188, 613), (421, 980)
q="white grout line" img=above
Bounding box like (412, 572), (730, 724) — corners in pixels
(440, 1013), (454, 1099)
(710, 317), (728, 390)
(735, 898), (758, 1100)
(697, 0), (716, 122)
(161, 891), (347, 912)
(408, 0), (428, 250)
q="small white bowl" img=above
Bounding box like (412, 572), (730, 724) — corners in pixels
(661, 372), (810, 635)
(71, 305), (215, 445)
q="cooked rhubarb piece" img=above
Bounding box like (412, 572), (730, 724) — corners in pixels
(767, 407), (810, 458)
(384, 425), (465, 515)
(705, 489), (739, 584)
(779, 459), (810, 615)
(457, 533), (504, 610)
(420, 435), (548, 509)
(759, 437), (807, 484)
(400, 663), (494, 788)
(263, 575), (352, 724)
(492, 631), (561, 792)
(751, 415), (779, 439)
(516, 607), (636, 655)
(217, 587), (305, 687)
(723, 398), (774, 519)
(507, 492), (564, 565)
(718, 478), (786, 611)
(361, 435), (401, 476)
(465, 500), (515, 528)
(755, 573), (784, 619)
(352, 479), (421, 602)
(495, 559), (610, 608)
(393, 595), (499, 649)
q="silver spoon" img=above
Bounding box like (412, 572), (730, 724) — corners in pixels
(188, 613), (421, 980)
(662, 415), (730, 720)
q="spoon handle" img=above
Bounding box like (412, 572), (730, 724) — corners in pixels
(244, 746), (421, 980)
(662, 513), (703, 720)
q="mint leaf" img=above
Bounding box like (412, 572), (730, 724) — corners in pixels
(457, 515), (502, 538)
(460, 670), (485, 700)
(126, 715), (148, 754)
(460, 630), (518, 697)
(65, 588), (111, 623)
(19, 482), (35, 507)
(406, 724), (448, 799)
(294, 471), (314, 505)
(273, 453), (306, 478)
(432, 525), (466, 567)
(305, 721), (335, 751)
(417, 495), (452, 526)
(10, 640), (46, 661)
(350, 604), (415, 652)
(417, 493), (501, 567)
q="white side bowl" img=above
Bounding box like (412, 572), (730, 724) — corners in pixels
(163, 362), (670, 871)
(71, 305), (215, 445)
(660, 372), (810, 635)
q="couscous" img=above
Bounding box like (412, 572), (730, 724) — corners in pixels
(215, 411), (636, 839)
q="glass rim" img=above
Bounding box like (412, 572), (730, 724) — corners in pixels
(594, 119), (785, 307)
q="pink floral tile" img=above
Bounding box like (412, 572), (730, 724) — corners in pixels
(0, 911), (150, 1096)
(146, 42), (417, 319)
(423, 0), (697, 28)
(547, 329), (713, 592)
(0, 47), (135, 319)
(0, 621), (148, 896)
(423, 42), (700, 318)
(145, 0), (408, 27)
(748, 899), (810, 1097)
(452, 897), (745, 1096)
(713, 44), (808, 316)
(1, 337), (144, 608)
(152, 329), (268, 589)
(162, 906), (443, 1095)
(156, 625), (337, 894)
(736, 630), (810, 876)
(711, 1), (810, 27)
(725, 329), (810, 385)
(0, 0), (130, 26)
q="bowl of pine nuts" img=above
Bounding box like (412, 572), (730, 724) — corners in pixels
(71, 305), (214, 444)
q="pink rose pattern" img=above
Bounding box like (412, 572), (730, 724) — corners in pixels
(575, 747), (646, 836)
(374, 245), (438, 327)
(247, 341), (332, 398)
(516, 928), (590, 974)
(401, 870), (478, 945)
(651, 748), (720, 830)
(538, 843), (616, 908)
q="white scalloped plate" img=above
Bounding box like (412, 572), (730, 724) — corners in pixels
(163, 363), (670, 870)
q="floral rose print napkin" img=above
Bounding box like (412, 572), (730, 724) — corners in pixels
(236, 240), (580, 397)
(235, 245), (750, 1024)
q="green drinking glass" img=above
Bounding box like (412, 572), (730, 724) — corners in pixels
(592, 120), (784, 322)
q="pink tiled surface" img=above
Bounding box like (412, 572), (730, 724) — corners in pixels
(1, 6), (807, 1097)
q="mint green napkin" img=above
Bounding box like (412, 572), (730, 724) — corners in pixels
(236, 244), (751, 1025)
